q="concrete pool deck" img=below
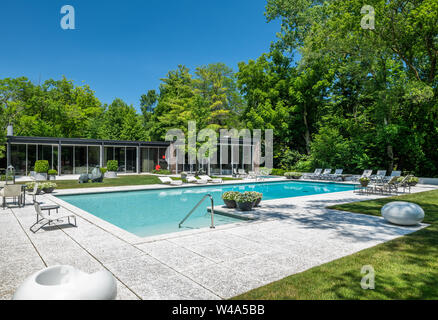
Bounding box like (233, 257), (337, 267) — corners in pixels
(1, 181), (436, 300)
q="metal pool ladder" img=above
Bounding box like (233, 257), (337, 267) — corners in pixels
(179, 194), (215, 229)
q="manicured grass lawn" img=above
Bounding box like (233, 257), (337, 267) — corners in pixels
(21, 174), (241, 190)
(233, 190), (438, 299)
(27, 175), (162, 189)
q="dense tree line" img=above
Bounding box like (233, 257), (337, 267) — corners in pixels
(1, 0), (437, 176)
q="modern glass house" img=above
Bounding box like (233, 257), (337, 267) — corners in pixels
(3, 135), (170, 176)
(3, 133), (257, 176)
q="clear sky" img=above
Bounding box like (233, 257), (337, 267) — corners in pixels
(0, 0), (280, 111)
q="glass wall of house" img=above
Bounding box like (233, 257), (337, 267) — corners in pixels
(220, 144), (232, 175)
(149, 148), (157, 171)
(126, 147), (136, 173)
(209, 145), (220, 176)
(9, 144), (61, 176)
(61, 146), (74, 174)
(104, 146), (114, 166)
(37, 145), (55, 170)
(27, 144), (37, 173)
(10, 144), (26, 175)
(140, 147), (158, 172)
(182, 152), (192, 173)
(103, 146), (138, 173)
(114, 147), (125, 172)
(73, 146), (87, 174)
(88, 146), (100, 172)
(243, 144), (253, 172)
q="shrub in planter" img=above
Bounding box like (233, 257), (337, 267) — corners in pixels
(1, 175), (14, 181)
(359, 177), (370, 187)
(285, 172), (302, 180)
(222, 191), (240, 208)
(34, 160), (49, 173)
(235, 192), (256, 211)
(41, 182), (57, 193)
(105, 160), (118, 178)
(26, 182), (43, 194)
(407, 177), (419, 186)
(34, 160), (49, 181)
(48, 169), (58, 180)
(246, 191), (263, 207)
(106, 160), (118, 172)
(259, 167), (272, 176)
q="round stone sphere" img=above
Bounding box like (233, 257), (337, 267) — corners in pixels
(381, 201), (424, 226)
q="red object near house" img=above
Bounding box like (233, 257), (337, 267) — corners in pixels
(155, 164), (161, 171)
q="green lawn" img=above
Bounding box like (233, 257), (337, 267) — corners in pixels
(233, 190), (438, 299)
(26, 175), (162, 189)
(21, 174), (240, 190)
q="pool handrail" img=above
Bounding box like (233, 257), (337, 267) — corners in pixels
(178, 194), (215, 229)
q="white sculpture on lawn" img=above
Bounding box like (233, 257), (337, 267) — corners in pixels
(13, 265), (117, 300)
(381, 201), (425, 226)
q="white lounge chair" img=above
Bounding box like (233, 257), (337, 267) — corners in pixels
(309, 168), (323, 179)
(238, 169), (247, 178)
(199, 175), (222, 183)
(186, 176), (208, 184)
(158, 176), (183, 186)
(248, 171), (257, 179)
(30, 202), (77, 233)
(353, 169), (373, 182)
(384, 170), (401, 182)
(371, 170), (387, 183)
(320, 169), (332, 180)
(329, 169), (343, 181)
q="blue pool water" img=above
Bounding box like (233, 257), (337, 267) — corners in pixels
(57, 181), (354, 237)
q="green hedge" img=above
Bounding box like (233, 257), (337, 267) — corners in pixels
(34, 160), (49, 173)
(152, 169), (171, 175)
(270, 168), (286, 176)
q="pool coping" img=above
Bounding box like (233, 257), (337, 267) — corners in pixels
(52, 177), (356, 196)
(46, 178), (357, 245)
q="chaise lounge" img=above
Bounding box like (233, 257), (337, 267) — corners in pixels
(158, 176), (183, 186)
(186, 176), (208, 184)
(30, 202), (77, 233)
(329, 169), (343, 181)
(309, 168), (323, 179)
(198, 175), (223, 183)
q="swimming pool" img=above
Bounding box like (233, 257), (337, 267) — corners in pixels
(57, 181), (354, 237)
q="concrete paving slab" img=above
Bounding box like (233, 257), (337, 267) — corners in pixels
(1, 182), (436, 300)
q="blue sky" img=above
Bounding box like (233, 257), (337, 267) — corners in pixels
(0, 0), (280, 111)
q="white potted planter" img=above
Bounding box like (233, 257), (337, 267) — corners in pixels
(34, 160), (49, 181)
(105, 171), (117, 178)
(105, 160), (118, 179)
(34, 173), (47, 181)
